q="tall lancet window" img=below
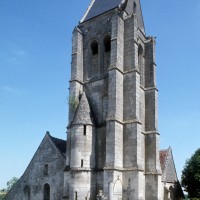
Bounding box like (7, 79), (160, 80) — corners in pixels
(90, 40), (99, 77)
(103, 35), (111, 72)
(138, 45), (144, 86)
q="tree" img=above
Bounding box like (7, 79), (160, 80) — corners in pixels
(181, 148), (200, 198)
(0, 189), (6, 200)
(0, 177), (18, 200)
(6, 177), (18, 191)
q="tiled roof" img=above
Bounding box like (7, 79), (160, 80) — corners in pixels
(49, 135), (66, 156)
(72, 93), (94, 125)
(81, 0), (122, 22)
(159, 149), (168, 172)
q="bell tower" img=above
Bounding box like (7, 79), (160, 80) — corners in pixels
(64, 0), (162, 199)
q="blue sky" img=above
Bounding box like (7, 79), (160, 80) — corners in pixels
(0, 0), (200, 189)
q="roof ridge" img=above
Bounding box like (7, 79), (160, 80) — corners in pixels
(80, 0), (96, 23)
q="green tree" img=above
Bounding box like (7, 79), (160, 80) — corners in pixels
(0, 189), (6, 200)
(6, 177), (18, 191)
(181, 148), (200, 198)
(0, 177), (18, 200)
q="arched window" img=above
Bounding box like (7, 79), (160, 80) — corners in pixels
(90, 40), (99, 77)
(44, 183), (50, 200)
(103, 35), (111, 71)
(91, 41), (98, 55)
(138, 44), (144, 85)
(23, 185), (30, 200)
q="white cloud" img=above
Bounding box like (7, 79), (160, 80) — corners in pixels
(1, 86), (20, 95)
(7, 46), (28, 64)
(8, 57), (18, 63)
(13, 49), (28, 57)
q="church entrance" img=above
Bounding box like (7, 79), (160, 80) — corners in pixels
(44, 183), (50, 200)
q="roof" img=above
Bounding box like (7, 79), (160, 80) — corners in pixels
(80, 0), (145, 33)
(72, 93), (94, 125)
(48, 133), (66, 156)
(81, 0), (122, 22)
(160, 147), (179, 183)
(159, 149), (168, 172)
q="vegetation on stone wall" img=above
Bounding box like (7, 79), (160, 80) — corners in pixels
(68, 96), (79, 111)
(181, 148), (200, 198)
(188, 199), (200, 200)
(0, 177), (18, 200)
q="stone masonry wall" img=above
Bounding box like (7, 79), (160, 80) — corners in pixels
(6, 134), (65, 200)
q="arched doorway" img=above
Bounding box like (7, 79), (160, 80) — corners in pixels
(44, 183), (50, 200)
(23, 185), (30, 200)
(113, 179), (122, 200)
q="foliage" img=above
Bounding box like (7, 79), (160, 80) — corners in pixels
(0, 188), (7, 200)
(181, 148), (200, 198)
(0, 192), (6, 200)
(68, 96), (79, 111)
(6, 177), (18, 191)
(0, 177), (18, 199)
(185, 199), (200, 200)
(189, 199), (200, 200)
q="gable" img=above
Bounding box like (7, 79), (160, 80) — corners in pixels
(160, 150), (168, 172)
(6, 133), (66, 200)
(164, 153), (178, 182)
(21, 133), (66, 179)
(160, 148), (178, 183)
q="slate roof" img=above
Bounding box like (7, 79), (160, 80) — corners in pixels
(81, 0), (145, 33)
(81, 0), (122, 22)
(72, 93), (94, 125)
(49, 134), (66, 156)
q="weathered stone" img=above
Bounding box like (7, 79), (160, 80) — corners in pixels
(6, 133), (65, 200)
(6, 0), (184, 200)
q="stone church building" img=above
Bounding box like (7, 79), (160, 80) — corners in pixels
(6, 0), (184, 199)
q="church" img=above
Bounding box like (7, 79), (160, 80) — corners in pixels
(6, 0), (184, 199)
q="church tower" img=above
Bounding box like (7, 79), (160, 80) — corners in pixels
(65, 0), (162, 199)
